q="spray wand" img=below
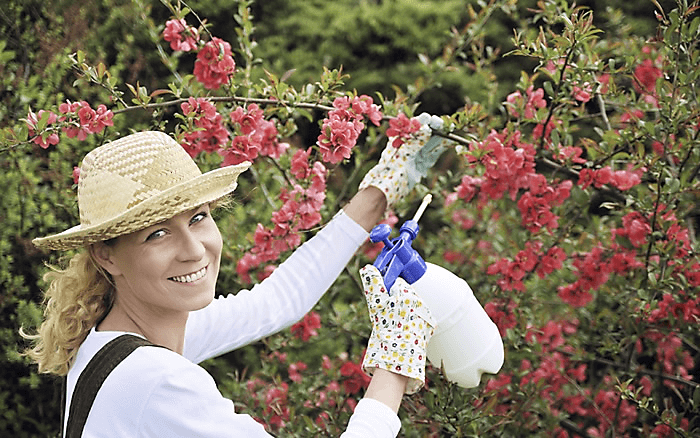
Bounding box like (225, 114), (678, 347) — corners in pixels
(369, 194), (432, 292)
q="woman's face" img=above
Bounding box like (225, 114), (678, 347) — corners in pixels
(96, 204), (223, 318)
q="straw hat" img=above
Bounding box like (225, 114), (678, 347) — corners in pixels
(33, 131), (250, 251)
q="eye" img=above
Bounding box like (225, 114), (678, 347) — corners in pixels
(145, 229), (167, 241)
(190, 211), (209, 225)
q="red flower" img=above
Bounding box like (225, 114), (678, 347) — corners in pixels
(290, 148), (312, 179)
(317, 114), (361, 163)
(633, 59), (662, 95)
(386, 113), (421, 148)
(340, 360), (370, 395)
(180, 98), (228, 157)
(193, 37), (236, 90)
(290, 311), (321, 342)
(316, 95), (382, 162)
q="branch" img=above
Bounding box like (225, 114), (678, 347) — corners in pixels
(112, 96), (335, 115)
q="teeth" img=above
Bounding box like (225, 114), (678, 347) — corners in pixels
(170, 267), (207, 283)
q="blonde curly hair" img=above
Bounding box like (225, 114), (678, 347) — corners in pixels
(21, 249), (114, 376)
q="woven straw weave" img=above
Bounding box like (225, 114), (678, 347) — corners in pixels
(32, 131), (250, 251)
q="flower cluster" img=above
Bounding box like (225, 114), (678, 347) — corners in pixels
(633, 46), (664, 104)
(460, 129), (538, 201)
(486, 242), (567, 292)
(59, 100), (114, 140)
(26, 110), (59, 149)
(578, 166), (643, 191)
(193, 37), (236, 90)
(234, 347), (371, 435)
(290, 311), (322, 342)
(385, 113), (421, 148)
(506, 85), (547, 119)
(162, 18), (200, 52)
(316, 95), (383, 164)
(222, 104), (289, 165)
(179, 97), (228, 157)
(163, 16), (235, 90)
(236, 150), (327, 283)
(25, 100), (114, 148)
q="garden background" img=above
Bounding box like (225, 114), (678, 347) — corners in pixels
(1, 0), (699, 436)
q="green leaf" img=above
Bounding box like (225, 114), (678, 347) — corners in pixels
(544, 81), (555, 97)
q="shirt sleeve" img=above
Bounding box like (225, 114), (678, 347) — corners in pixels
(183, 210), (369, 363)
(138, 358), (401, 438)
(342, 399), (402, 438)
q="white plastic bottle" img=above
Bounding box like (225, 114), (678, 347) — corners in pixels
(411, 262), (504, 388)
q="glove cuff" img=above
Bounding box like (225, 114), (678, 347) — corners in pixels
(362, 328), (432, 394)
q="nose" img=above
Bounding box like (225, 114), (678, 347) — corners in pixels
(177, 228), (206, 262)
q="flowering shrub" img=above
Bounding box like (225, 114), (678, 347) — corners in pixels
(3, 0), (700, 436)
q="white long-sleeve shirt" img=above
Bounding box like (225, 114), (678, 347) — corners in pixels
(64, 211), (402, 437)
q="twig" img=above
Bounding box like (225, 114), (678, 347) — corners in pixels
(596, 92), (612, 131)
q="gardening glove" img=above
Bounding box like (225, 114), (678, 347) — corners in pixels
(360, 264), (436, 394)
(359, 113), (451, 208)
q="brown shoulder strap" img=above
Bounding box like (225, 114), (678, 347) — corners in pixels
(64, 334), (160, 438)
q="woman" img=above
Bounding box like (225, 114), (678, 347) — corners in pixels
(24, 125), (447, 437)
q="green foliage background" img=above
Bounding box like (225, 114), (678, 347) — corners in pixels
(0, 0), (691, 436)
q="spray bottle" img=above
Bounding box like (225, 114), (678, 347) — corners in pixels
(370, 194), (504, 388)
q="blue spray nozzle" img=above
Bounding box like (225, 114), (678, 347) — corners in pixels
(370, 195), (432, 291)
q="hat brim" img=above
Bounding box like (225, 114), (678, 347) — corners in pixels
(32, 161), (251, 251)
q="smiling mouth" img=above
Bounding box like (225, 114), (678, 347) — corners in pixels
(169, 266), (207, 283)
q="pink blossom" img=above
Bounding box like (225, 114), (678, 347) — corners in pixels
(523, 86), (547, 119)
(180, 98), (228, 157)
(57, 100), (114, 140)
(455, 174), (483, 202)
(385, 113), (421, 148)
(26, 109), (59, 148)
(224, 104), (286, 163)
(263, 383), (290, 428)
(532, 118), (560, 142)
(536, 246), (566, 278)
(256, 119), (288, 159)
(352, 95), (383, 126)
(620, 109), (645, 126)
(572, 84), (592, 103)
(468, 129), (537, 202)
(222, 136), (257, 166)
(487, 257), (527, 292)
(181, 97), (217, 118)
(578, 166), (642, 191)
(163, 18), (199, 52)
(554, 146), (587, 164)
(315, 95), (382, 162)
(193, 37), (236, 90)
(72, 167), (81, 185)
(290, 148), (312, 179)
(597, 73), (611, 94)
(557, 284), (594, 308)
(287, 361), (308, 383)
(231, 104), (263, 135)
(620, 212), (651, 247)
(506, 90), (523, 117)
(317, 115), (360, 163)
